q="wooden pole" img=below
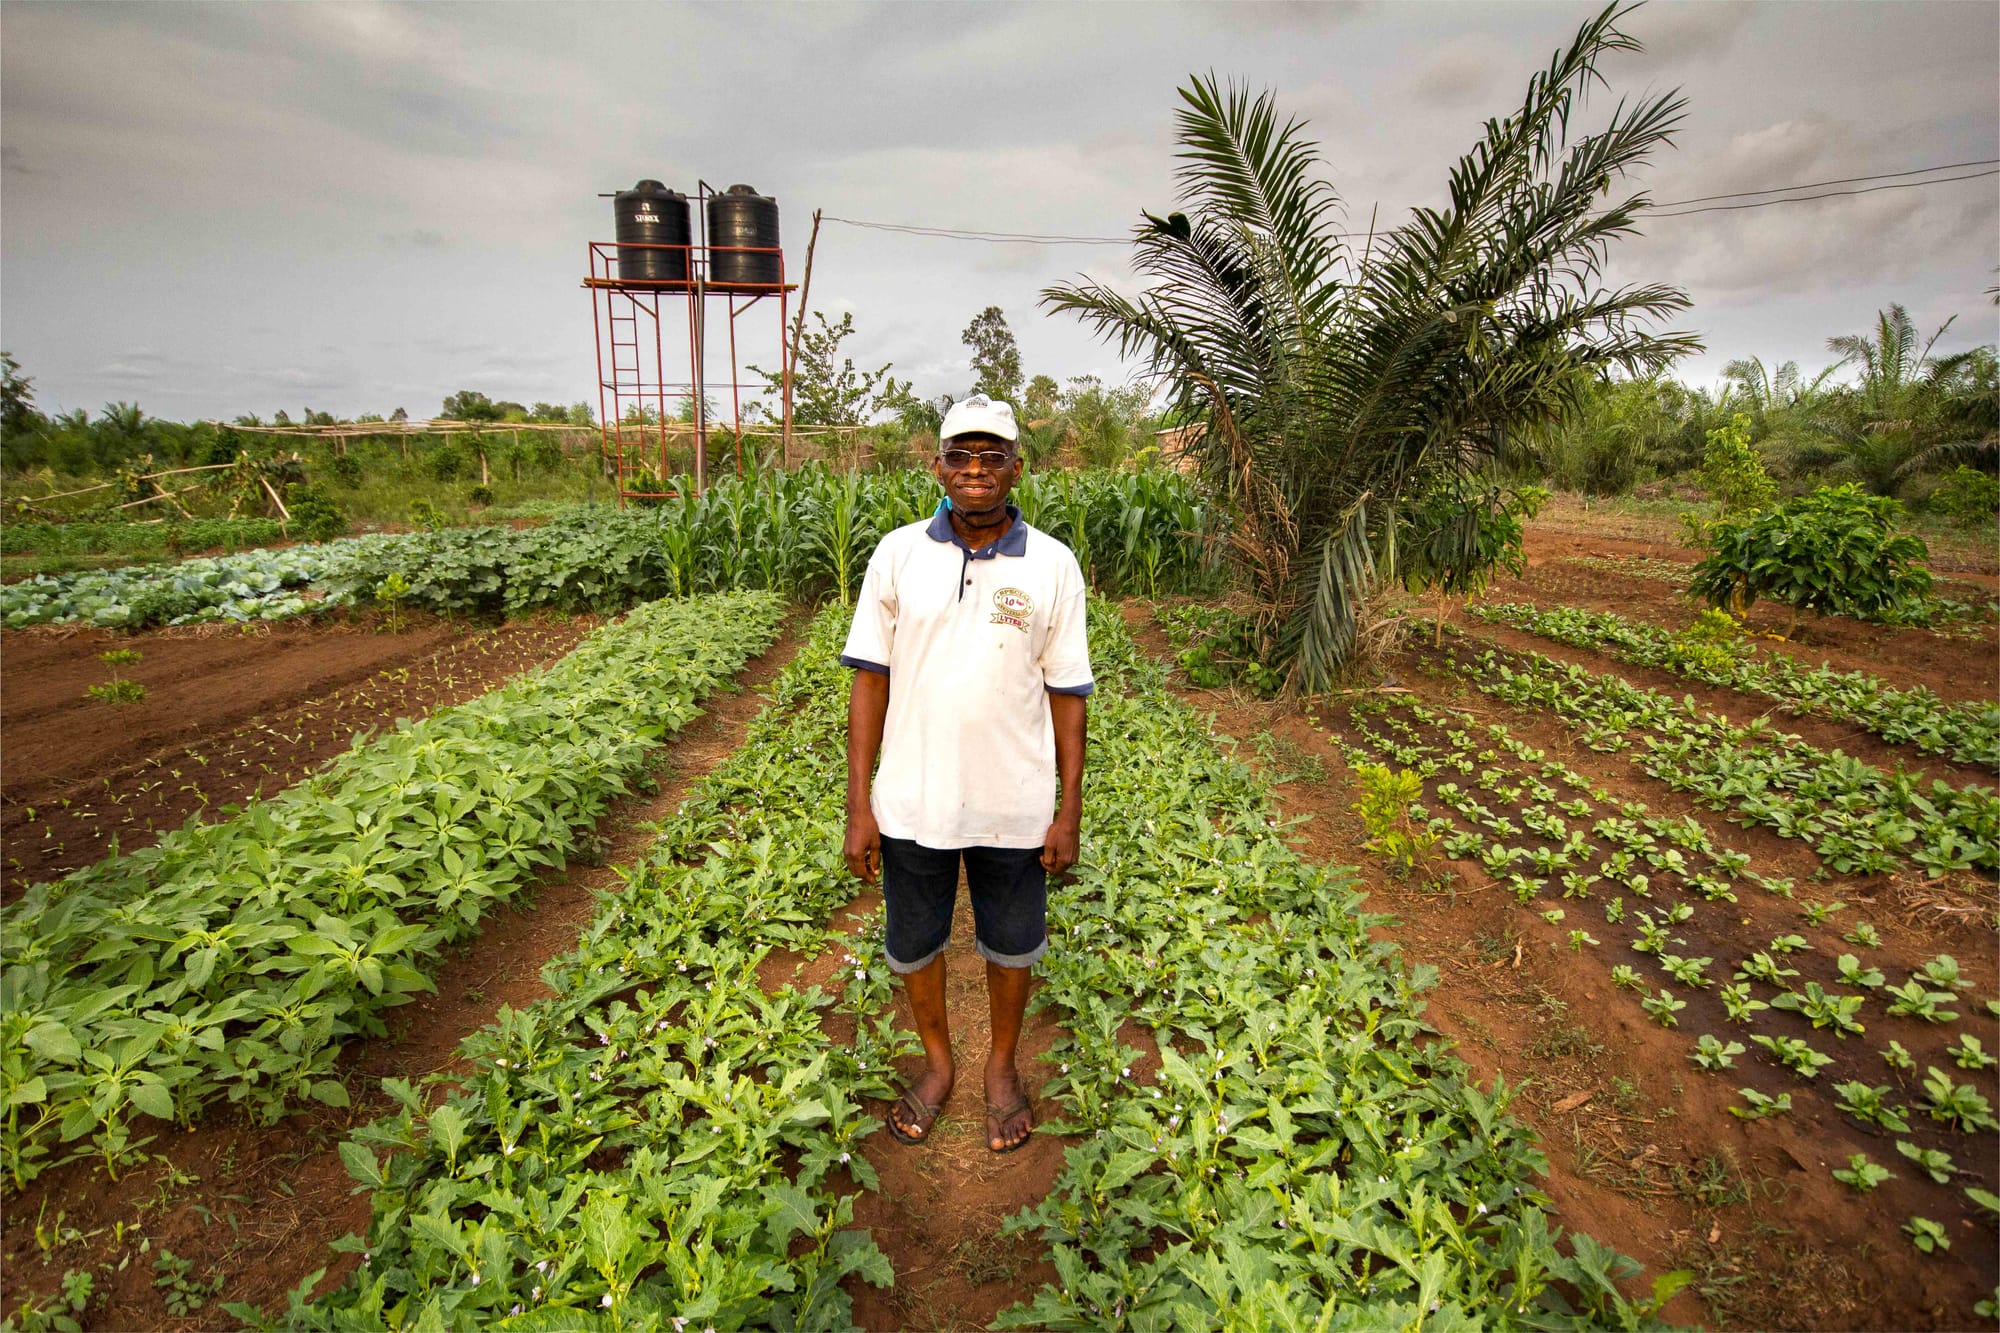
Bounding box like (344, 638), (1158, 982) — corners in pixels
(261, 477), (291, 525)
(784, 207), (822, 469)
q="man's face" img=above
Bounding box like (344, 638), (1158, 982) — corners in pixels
(933, 433), (1022, 517)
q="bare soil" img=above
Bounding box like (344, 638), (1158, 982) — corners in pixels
(1, 615), (598, 898)
(0, 620), (806, 1332)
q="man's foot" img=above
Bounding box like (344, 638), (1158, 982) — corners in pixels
(887, 1067), (953, 1144)
(984, 1063), (1033, 1152)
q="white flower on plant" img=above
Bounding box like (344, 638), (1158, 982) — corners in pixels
(535, 1261), (547, 1273)
(601, 1294), (615, 1308)
(839, 1152), (850, 1164)
(470, 1272), (480, 1286)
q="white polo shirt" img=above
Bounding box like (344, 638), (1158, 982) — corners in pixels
(841, 504), (1094, 850)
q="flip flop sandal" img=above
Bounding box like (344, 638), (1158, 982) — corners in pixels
(887, 1088), (943, 1145)
(985, 1095), (1033, 1154)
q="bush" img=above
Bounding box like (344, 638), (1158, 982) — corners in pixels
(322, 454), (363, 487)
(1929, 466), (1999, 528)
(425, 440), (471, 481)
(283, 482), (349, 543)
(1688, 485), (1932, 631)
(467, 483), (496, 507)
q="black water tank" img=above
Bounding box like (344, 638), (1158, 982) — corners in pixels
(614, 180), (690, 286)
(707, 184), (781, 286)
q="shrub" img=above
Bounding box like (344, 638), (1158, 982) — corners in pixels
(467, 483), (496, 507)
(322, 454), (363, 487)
(1929, 466), (1999, 528)
(424, 440), (471, 481)
(1688, 485), (1932, 632)
(1699, 413), (1777, 516)
(283, 482), (349, 542)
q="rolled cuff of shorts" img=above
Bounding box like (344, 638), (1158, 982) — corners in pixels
(976, 935), (1048, 969)
(885, 939), (946, 974)
(841, 655), (889, 675)
(1046, 679), (1094, 696)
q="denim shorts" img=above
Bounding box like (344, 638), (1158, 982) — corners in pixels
(880, 836), (1048, 973)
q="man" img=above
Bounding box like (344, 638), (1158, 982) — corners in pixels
(840, 393), (1091, 1154)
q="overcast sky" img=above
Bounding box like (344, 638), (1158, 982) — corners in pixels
(3, 0), (1996, 424)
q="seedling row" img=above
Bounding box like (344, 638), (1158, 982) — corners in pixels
(1325, 687), (1999, 1275)
(1431, 633), (1999, 879)
(1471, 601), (2000, 769)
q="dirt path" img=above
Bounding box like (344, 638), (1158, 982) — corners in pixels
(0, 618), (807, 1332)
(1121, 600), (1994, 1330)
(756, 880), (1070, 1332)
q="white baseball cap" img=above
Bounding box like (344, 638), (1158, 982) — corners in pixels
(939, 394), (1019, 444)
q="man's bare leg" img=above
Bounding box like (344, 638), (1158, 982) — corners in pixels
(892, 953), (954, 1140)
(984, 960), (1033, 1150)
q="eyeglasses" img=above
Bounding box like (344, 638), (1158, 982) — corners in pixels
(938, 448), (1015, 471)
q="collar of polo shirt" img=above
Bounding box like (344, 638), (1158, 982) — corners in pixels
(926, 502), (1028, 558)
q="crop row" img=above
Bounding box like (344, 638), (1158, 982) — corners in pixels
(0, 541), (352, 629)
(0, 517), (289, 558)
(244, 605), (913, 1331)
(0, 591), (785, 1186)
(997, 606), (1676, 1328)
(1329, 693), (1999, 1284)
(0, 466), (1219, 630)
(1471, 601), (2000, 769)
(1436, 635), (1999, 879)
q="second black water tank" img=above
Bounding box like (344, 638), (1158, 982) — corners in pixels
(707, 184), (781, 286)
(614, 181), (691, 286)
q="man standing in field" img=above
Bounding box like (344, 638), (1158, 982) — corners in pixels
(841, 394), (1092, 1154)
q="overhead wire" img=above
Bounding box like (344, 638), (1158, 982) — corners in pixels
(821, 157), (2000, 244)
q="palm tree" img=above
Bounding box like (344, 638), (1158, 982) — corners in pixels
(1781, 305), (1999, 494)
(1044, 3), (1697, 690)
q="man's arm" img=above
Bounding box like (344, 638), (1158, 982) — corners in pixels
(1042, 691), (1087, 876)
(844, 669), (890, 883)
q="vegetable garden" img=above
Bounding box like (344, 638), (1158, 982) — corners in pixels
(0, 465), (1995, 1331)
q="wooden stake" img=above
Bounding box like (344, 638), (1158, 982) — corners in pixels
(784, 207), (822, 469)
(261, 476), (291, 525)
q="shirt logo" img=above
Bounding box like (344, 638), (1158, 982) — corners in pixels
(991, 587), (1033, 633)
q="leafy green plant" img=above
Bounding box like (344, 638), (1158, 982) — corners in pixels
(1751, 1034), (1834, 1079)
(1350, 764), (1439, 875)
(283, 482), (348, 543)
(1641, 988), (1686, 1028)
(1688, 485), (1934, 633)
(1835, 953), (1884, 988)
(1771, 982), (1865, 1036)
(1920, 1066), (1998, 1132)
(154, 1250), (224, 1316)
(1832, 1154), (1892, 1192)
(1689, 1035), (1743, 1071)
(1731, 1088), (1791, 1119)
(372, 570), (410, 634)
(1719, 983), (1768, 1023)
(1843, 922), (1883, 948)
(1904, 1217), (1949, 1254)
(1895, 1140), (1956, 1184)
(84, 646), (146, 706)
(1929, 464), (1999, 528)
(1884, 979), (1959, 1024)
(1833, 1082), (1910, 1133)
(1950, 1034), (1995, 1070)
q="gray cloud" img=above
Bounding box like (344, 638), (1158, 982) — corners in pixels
(2, 0), (1994, 415)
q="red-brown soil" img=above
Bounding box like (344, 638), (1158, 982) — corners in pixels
(756, 886), (1071, 1331)
(0, 615), (595, 898)
(1124, 574), (1998, 1331)
(1507, 529), (2000, 710)
(0, 620), (806, 1332)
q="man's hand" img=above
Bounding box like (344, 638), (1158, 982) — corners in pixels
(1040, 813), (1080, 879)
(844, 807), (883, 884)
